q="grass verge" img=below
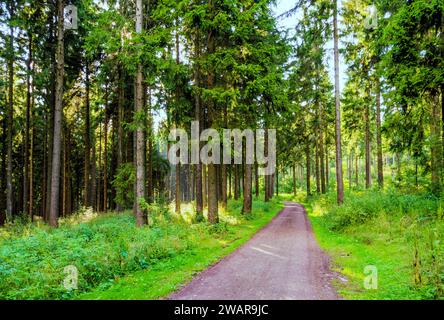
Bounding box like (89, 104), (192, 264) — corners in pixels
(294, 190), (443, 300)
(0, 198), (283, 300)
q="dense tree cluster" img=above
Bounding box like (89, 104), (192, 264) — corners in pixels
(0, 0), (443, 227)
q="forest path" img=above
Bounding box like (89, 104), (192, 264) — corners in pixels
(169, 203), (338, 300)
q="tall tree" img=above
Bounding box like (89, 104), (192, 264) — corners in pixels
(48, 0), (65, 227)
(333, 0), (344, 205)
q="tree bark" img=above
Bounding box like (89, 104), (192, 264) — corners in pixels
(206, 0), (218, 224)
(333, 0), (344, 205)
(306, 142), (311, 196)
(365, 101), (371, 189)
(431, 95), (442, 195)
(48, 0), (65, 227)
(6, 0), (15, 221)
(315, 141), (320, 194)
(135, 0), (147, 226)
(376, 78), (384, 188)
(24, 33), (33, 217)
(242, 163), (252, 214)
(84, 61), (92, 207)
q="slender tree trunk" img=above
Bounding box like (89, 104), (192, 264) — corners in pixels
(147, 87), (153, 203)
(355, 155), (359, 187)
(431, 95), (442, 195)
(117, 68), (124, 211)
(319, 103), (326, 194)
(325, 147), (329, 190)
(135, 0), (147, 226)
(255, 161), (259, 198)
(48, 0), (65, 227)
(6, 1), (15, 221)
(365, 101), (371, 189)
(194, 28), (203, 219)
(175, 24), (181, 214)
(103, 90), (108, 212)
(207, 0), (218, 224)
(333, 0), (344, 205)
(293, 165), (297, 196)
(306, 142), (311, 196)
(315, 141), (320, 194)
(24, 34), (33, 217)
(376, 78), (384, 188)
(97, 124), (102, 212)
(84, 61), (91, 207)
(203, 165), (207, 207)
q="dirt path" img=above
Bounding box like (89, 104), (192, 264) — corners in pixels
(170, 203), (338, 300)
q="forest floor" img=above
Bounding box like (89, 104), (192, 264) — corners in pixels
(169, 202), (338, 300)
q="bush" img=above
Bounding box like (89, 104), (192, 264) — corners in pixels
(324, 189), (441, 231)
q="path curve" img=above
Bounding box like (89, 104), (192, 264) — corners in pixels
(170, 203), (338, 300)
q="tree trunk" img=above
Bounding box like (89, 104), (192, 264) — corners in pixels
(194, 28), (203, 219)
(376, 78), (384, 188)
(135, 0), (147, 226)
(48, 0), (65, 227)
(84, 61), (92, 208)
(306, 142), (311, 196)
(242, 163), (252, 214)
(431, 95), (442, 195)
(203, 165), (207, 207)
(117, 67), (124, 212)
(365, 102), (371, 189)
(255, 161), (259, 198)
(206, 0), (218, 224)
(103, 90), (109, 212)
(6, 0), (15, 221)
(24, 33), (33, 217)
(315, 141), (320, 194)
(333, 0), (344, 205)
(319, 104), (326, 194)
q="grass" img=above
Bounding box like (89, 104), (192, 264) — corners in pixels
(0, 198), (284, 300)
(294, 189), (444, 300)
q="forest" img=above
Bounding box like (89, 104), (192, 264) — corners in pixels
(0, 0), (443, 301)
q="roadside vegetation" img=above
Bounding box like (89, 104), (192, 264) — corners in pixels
(285, 188), (444, 300)
(0, 199), (283, 300)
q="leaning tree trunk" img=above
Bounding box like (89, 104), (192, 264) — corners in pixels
(48, 0), (65, 227)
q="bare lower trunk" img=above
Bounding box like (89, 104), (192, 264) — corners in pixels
(306, 142), (311, 196)
(333, 0), (344, 205)
(134, 0), (146, 226)
(48, 0), (65, 227)
(365, 103), (371, 189)
(376, 79), (384, 188)
(242, 164), (252, 214)
(6, 2), (15, 221)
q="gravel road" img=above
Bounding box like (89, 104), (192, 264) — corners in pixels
(170, 202), (338, 300)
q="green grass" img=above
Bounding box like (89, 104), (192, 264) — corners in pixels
(294, 190), (444, 300)
(0, 198), (284, 300)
